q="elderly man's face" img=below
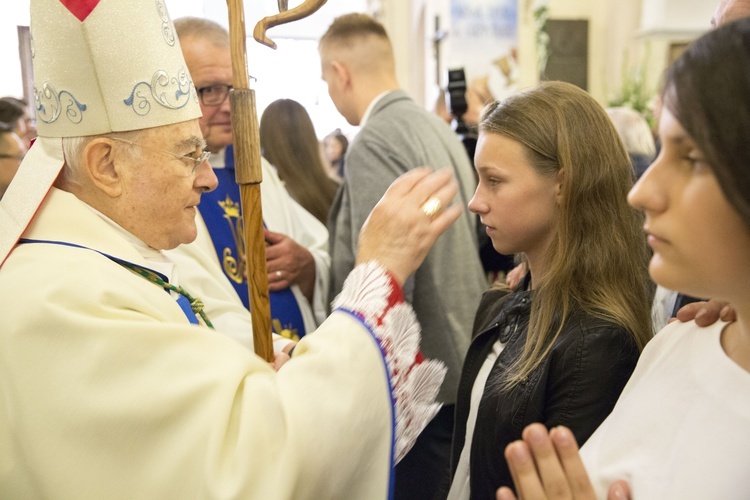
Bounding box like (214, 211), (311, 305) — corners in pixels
(116, 120), (218, 250)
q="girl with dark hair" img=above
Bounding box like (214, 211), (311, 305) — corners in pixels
(447, 81), (653, 499)
(324, 131), (348, 179)
(498, 17), (750, 500)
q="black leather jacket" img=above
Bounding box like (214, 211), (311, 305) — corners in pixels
(450, 285), (640, 499)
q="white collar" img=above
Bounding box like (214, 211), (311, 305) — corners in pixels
(88, 205), (177, 284)
(359, 90), (395, 128)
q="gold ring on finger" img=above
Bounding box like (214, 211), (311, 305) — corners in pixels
(421, 197), (442, 219)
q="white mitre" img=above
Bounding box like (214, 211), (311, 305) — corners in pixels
(0, 0), (201, 265)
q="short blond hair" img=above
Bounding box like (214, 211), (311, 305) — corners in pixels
(320, 13), (389, 46)
(319, 13), (394, 74)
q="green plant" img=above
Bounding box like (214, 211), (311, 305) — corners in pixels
(533, 2), (550, 75)
(608, 46), (656, 128)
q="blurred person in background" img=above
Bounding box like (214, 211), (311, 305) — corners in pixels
(324, 129), (348, 180)
(0, 97), (35, 149)
(320, 13), (487, 499)
(606, 106), (657, 179)
(0, 121), (25, 200)
(260, 99), (340, 225)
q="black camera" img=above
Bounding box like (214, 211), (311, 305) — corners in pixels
(444, 67), (477, 146)
(446, 68), (468, 119)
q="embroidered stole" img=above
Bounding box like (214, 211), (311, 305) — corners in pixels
(199, 146), (306, 341)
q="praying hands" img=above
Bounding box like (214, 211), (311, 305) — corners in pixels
(497, 424), (631, 500)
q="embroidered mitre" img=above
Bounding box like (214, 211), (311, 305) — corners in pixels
(0, 0), (201, 265)
(32, 0), (201, 136)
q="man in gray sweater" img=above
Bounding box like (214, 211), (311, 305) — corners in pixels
(320, 13), (487, 500)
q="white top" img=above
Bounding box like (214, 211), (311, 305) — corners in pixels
(96, 200), (287, 352)
(580, 319), (750, 499)
(447, 339), (507, 500)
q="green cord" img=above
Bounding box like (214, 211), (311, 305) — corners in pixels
(118, 261), (215, 329)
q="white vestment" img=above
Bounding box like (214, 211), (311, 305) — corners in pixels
(0, 188), (443, 499)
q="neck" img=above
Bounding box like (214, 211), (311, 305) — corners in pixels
(524, 239), (554, 292)
(354, 77), (399, 123)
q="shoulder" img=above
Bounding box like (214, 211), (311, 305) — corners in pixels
(542, 315), (641, 426)
(472, 286), (512, 335)
(565, 314), (636, 343)
(363, 92), (448, 137)
(372, 90), (416, 114)
(640, 319), (722, 364)
(552, 314), (640, 367)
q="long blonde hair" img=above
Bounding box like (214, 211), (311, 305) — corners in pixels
(480, 81), (653, 389)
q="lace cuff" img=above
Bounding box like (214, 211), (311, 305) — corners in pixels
(332, 261), (447, 462)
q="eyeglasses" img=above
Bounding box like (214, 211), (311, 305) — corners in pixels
(197, 84), (233, 107)
(110, 137), (210, 175)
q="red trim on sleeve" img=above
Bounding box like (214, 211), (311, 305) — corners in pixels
(378, 271), (425, 365)
(376, 271), (404, 326)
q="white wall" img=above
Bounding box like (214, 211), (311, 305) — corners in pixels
(514, 0), (715, 104)
(641, 0), (715, 34)
(0, 0), (722, 107)
(637, 0), (716, 96)
(0, 2), (30, 99)
(0, 0), (366, 138)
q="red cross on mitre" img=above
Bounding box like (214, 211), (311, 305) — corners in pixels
(58, 0), (101, 22)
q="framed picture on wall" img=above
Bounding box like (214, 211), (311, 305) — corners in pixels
(18, 26), (34, 105)
(542, 19), (589, 91)
(667, 41), (690, 66)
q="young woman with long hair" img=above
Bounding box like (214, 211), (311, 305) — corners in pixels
(447, 81), (653, 499)
(498, 17), (750, 499)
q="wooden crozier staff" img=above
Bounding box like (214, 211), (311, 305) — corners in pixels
(226, 0), (327, 362)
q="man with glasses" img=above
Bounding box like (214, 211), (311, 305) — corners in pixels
(0, 121), (25, 200)
(169, 17), (331, 350)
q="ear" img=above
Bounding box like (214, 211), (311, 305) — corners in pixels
(330, 60), (351, 88)
(555, 168), (565, 204)
(81, 138), (123, 198)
